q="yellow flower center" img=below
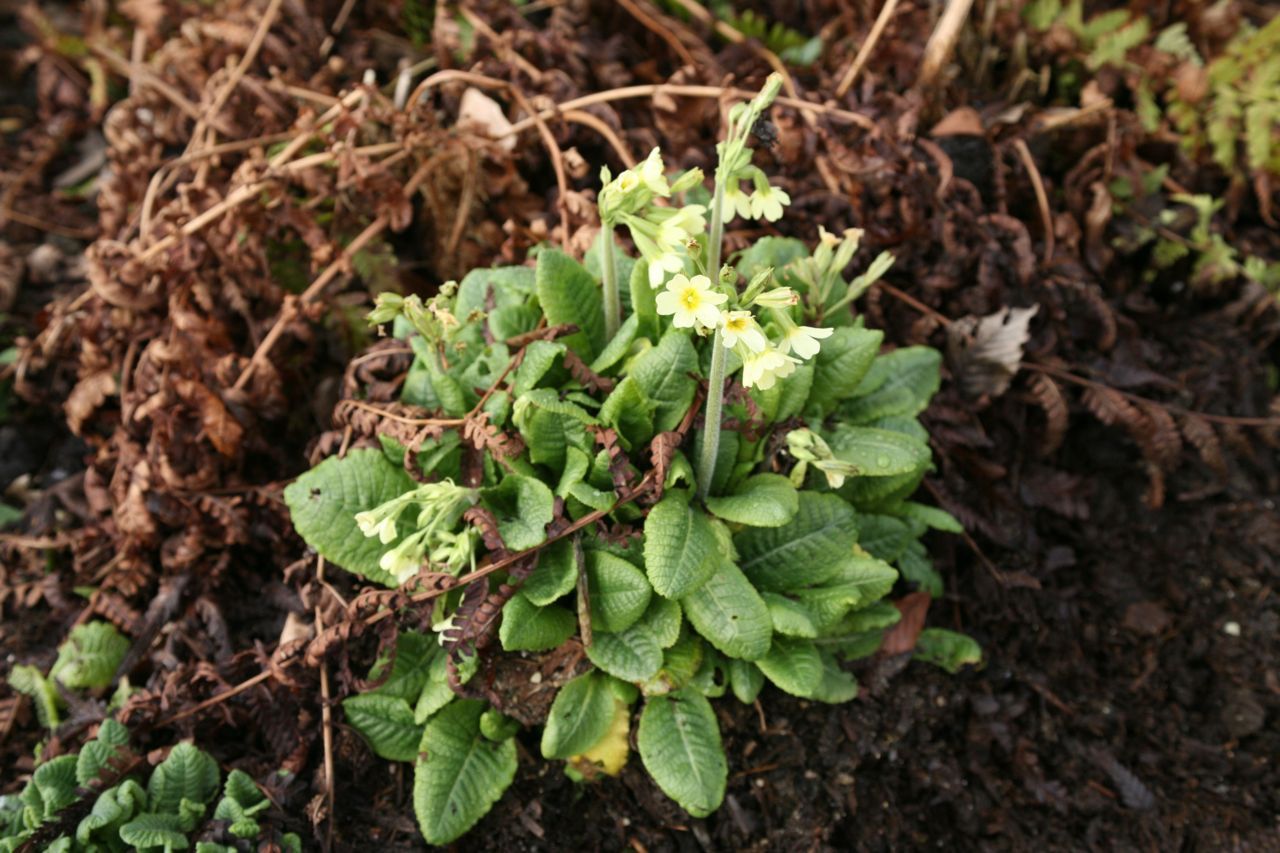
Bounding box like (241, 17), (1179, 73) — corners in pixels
(681, 289), (700, 309)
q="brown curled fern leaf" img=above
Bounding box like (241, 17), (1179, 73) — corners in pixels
(1179, 412), (1228, 475)
(1028, 373), (1069, 456)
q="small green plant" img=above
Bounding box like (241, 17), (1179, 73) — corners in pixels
(0, 719), (300, 852)
(286, 75), (978, 845)
(9, 621), (131, 731)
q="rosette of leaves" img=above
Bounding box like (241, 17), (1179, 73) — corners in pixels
(0, 719), (300, 852)
(285, 81), (978, 846)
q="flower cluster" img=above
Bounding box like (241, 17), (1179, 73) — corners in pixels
(599, 148), (706, 286)
(654, 274), (834, 391)
(354, 481), (479, 583)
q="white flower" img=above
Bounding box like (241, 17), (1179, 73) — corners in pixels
(379, 535), (424, 584)
(647, 250), (685, 287)
(720, 311), (767, 352)
(741, 346), (799, 390)
(749, 185), (790, 222)
(635, 148), (670, 195)
(779, 324), (834, 359)
(720, 182), (754, 221)
(655, 205), (706, 246)
(750, 287), (798, 309)
(655, 273), (726, 330)
(355, 510), (398, 544)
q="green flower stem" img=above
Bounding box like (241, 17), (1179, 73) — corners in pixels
(696, 330), (728, 501)
(601, 225), (620, 340)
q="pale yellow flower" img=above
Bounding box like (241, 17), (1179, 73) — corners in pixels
(720, 311), (767, 352)
(742, 346), (799, 390)
(749, 185), (790, 222)
(779, 324), (834, 360)
(655, 273), (726, 330)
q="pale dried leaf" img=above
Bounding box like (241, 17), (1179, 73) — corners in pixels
(458, 88), (516, 151)
(66, 371), (117, 435)
(947, 305), (1039, 398)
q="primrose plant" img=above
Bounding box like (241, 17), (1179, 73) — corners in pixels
(285, 74), (978, 845)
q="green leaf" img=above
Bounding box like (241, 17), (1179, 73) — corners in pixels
(585, 622), (663, 682)
(541, 671), (620, 759)
(639, 596), (683, 648)
(513, 388), (596, 471)
(629, 259), (659, 341)
(806, 327), (884, 416)
(761, 592), (819, 638)
(755, 637), (823, 698)
(456, 266), (536, 317)
(587, 551), (652, 632)
(76, 719), (130, 787)
(119, 813), (190, 850)
(413, 700), (517, 845)
(824, 426), (932, 479)
(598, 376), (656, 449)
(499, 593), (576, 652)
(77, 784), (141, 845)
(480, 709), (520, 742)
(9, 664), (61, 729)
(637, 689), (726, 818)
(680, 560), (773, 661)
(365, 631), (438, 702)
(30, 755), (78, 817)
(512, 340), (566, 397)
(897, 539), (943, 597)
(642, 629), (705, 694)
(914, 629), (982, 673)
(591, 312), (642, 373)
(535, 248), (605, 358)
(897, 501), (963, 533)
(842, 347), (941, 422)
(856, 513), (915, 562)
(148, 743), (220, 814)
(795, 556), (899, 631)
(488, 304), (541, 340)
(523, 538), (577, 605)
(810, 652), (859, 703)
(415, 650), (476, 724)
(284, 449), (416, 587)
(50, 621), (129, 690)
(727, 658), (764, 704)
(736, 491), (858, 591)
(629, 329), (699, 432)
(480, 474), (555, 550)
(753, 359), (813, 422)
(343, 693), (424, 762)
(643, 492), (719, 599)
(705, 474), (799, 528)
(735, 236), (808, 282)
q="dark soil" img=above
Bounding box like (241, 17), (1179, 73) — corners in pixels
(2, 0), (1278, 851)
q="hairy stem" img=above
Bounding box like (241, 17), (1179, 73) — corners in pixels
(601, 225), (620, 340)
(696, 329), (728, 501)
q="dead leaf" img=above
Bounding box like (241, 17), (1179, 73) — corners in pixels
(174, 378), (244, 457)
(881, 591), (932, 656)
(458, 88), (516, 152)
(65, 371), (117, 435)
(947, 305), (1039, 399)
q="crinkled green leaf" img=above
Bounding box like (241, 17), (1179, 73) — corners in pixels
(806, 327), (884, 416)
(705, 473), (799, 528)
(585, 622), (663, 682)
(587, 551), (652, 633)
(499, 593), (576, 652)
(513, 388), (596, 471)
(842, 347), (941, 422)
(9, 665), (60, 729)
(640, 596), (683, 648)
(541, 671), (620, 759)
(629, 329), (699, 432)
(479, 473), (555, 550)
(681, 560), (772, 661)
(897, 539), (943, 597)
(643, 491), (719, 599)
(809, 652), (859, 703)
(897, 501), (963, 533)
(591, 311), (642, 373)
(343, 693), (424, 762)
(148, 743), (220, 814)
(77, 783), (140, 845)
(456, 266), (536, 317)
(824, 425), (932, 479)
(488, 304), (540, 340)
(726, 658), (764, 704)
(415, 649), (475, 724)
(736, 491), (858, 592)
(413, 699), (517, 845)
(284, 449), (415, 587)
(755, 636), (823, 697)
(641, 628), (704, 695)
(735, 236), (808, 282)
(761, 592), (819, 638)
(76, 719), (130, 787)
(30, 755), (79, 818)
(119, 812), (189, 850)
(914, 628), (982, 673)
(535, 249), (605, 357)
(50, 621), (129, 690)
(598, 376), (656, 449)
(512, 340), (566, 397)
(857, 513), (915, 563)
(795, 556), (899, 631)
(637, 689), (726, 818)
(523, 538), (577, 606)
(364, 631), (438, 702)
